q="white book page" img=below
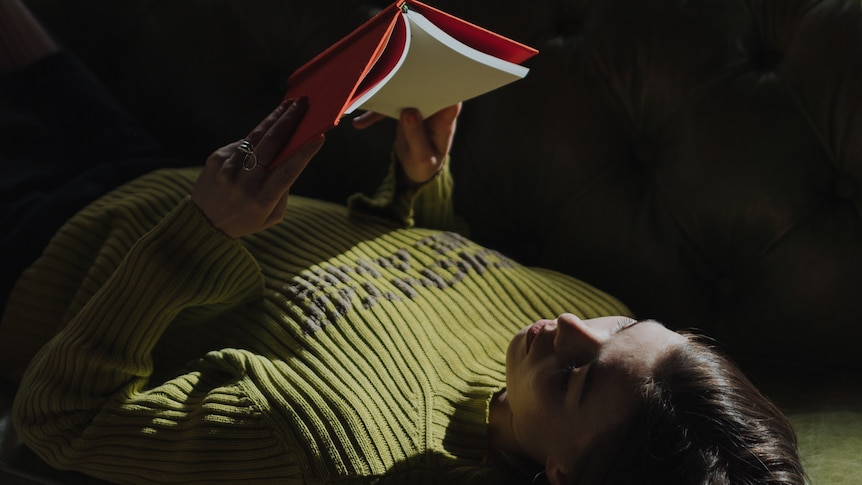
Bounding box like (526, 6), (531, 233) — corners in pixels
(343, 16), (412, 116)
(346, 9), (529, 118)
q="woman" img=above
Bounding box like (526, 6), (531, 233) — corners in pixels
(1, 1), (804, 483)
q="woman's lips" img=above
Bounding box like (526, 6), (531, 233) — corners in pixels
(525, 320), (552, 353)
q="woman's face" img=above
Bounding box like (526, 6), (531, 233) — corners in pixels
(502, 314), (685, 478)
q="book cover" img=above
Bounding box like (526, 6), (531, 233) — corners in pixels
(272, 0), (537, 168)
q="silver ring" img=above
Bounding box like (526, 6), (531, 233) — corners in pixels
(238, 140), (259, 171)
(241, 152), (258, 171)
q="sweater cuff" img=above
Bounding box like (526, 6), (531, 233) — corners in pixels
(347, 152), (455, 229)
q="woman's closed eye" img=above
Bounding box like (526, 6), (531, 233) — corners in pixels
(560, 363), (579, 391)
(558, 318), (642, 396)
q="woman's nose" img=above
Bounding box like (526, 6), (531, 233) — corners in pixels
(554, 313), (603, 358)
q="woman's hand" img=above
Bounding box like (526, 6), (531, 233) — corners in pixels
(353, 103), (461, 187)
(191, 96), (325, 238)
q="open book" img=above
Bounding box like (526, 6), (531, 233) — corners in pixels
(272, 0), (538, 168)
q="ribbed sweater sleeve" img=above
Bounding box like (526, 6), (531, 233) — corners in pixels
(11, 199), (302, 483)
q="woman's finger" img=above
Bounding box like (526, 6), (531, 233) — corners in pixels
(425, 103), (461, 157)
(264, 190), (291, 228)
(246, 100), (291, 145)
(398, 108), (434, 162)
(253, 95), (310, 166)
(235, 96), (310, 190)
(224, 102), (291, 172)
(259, 134), (325, 204)
(352, 111), (387, 130)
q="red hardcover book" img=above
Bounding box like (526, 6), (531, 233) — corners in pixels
(272, 0), (538, 168)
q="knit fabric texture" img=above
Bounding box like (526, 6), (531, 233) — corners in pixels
(3, 166), (629, 484)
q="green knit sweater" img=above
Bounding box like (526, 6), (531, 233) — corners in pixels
(4, 163), (629, 484)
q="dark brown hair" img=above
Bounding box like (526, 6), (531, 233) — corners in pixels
(571, 333), (806, 485)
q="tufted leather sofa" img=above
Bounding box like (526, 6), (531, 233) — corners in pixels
(2, 0), (860, 482)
